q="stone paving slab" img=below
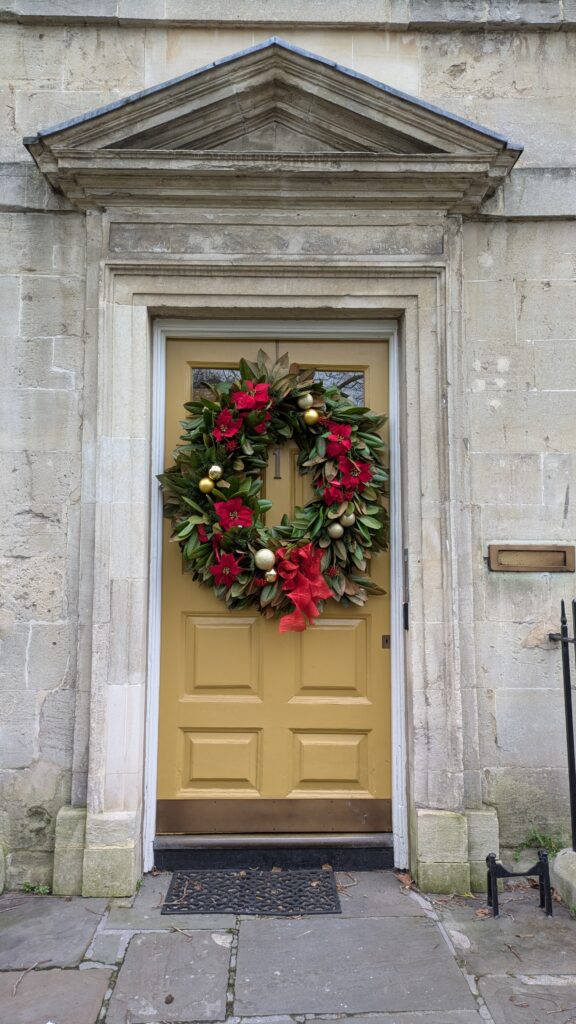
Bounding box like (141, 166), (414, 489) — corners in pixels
(86, 928), (133, 965)
(335, 871), (428, 917)
(0, 967), (112, 1024)
(105, 872), (236, 931)
(479, 975), (576, 1024)
(0, 894), (109, 969)
(435, 893), (576, 976)
(233, 1015), (484, 1024)
(235, 916), (478, 1016)
(105, 930), (231, 1024)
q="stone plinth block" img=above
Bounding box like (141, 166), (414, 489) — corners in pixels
(82, 845), (138, 898)
(417, 862), (471, 895)
(550, 848), (576, 911)
(415, 809), (470, 894)
(52, 806), (86, 896)
(416, 809), (469, 864)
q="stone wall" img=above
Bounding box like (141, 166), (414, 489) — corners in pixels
(463, 220), (576, 846)
(0, 7), (575, 887)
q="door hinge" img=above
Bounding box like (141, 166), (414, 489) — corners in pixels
(381, 635), (391, 649)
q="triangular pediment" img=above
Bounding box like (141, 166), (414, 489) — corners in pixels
(24, 38), (522, 212)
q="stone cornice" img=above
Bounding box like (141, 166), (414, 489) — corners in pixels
(2, 0), (575, 30)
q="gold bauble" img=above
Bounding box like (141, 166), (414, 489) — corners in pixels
(340, 512), (356, 528)
(327, 522), (344, 539)
(254, 548), (276, 571)
(198, 477), (215, 494)
(297, 393), (314, 410)
(208, 464), (223, 481)
(265, 568), (278, 583)
(303, 408), (320, 426)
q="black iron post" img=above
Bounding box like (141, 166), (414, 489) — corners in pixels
(560, 600), (576, 851)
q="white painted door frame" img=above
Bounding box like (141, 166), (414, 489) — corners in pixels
(144, 318), (408, 870)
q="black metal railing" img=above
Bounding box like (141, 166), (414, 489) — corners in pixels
(549, 599), (576, 852)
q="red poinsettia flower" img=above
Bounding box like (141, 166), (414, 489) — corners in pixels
(231, 381), (271, 412)
(197, 524), (209, 543)
(253, 412), (271, 435)
(322, 482), (345, 506)
(214, 497), (254, 531)
(210, 553), (243, 587)
(337, 455), (373, 491)
(231, 390), (257, 411)
(326, 421), (353, 458)
(274, 543), (332, 633)
(225, 439), (238, 452)
(213, 409), (242, 441)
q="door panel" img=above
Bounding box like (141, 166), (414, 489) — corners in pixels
(157, 338), (391, 833)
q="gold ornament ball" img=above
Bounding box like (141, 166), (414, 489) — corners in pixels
(265, 568), (278, 583)
(327, 522), (344, 539)
(303, 408), (320, 426)
(208, 464), (223, 481)
(340, 512), (356, 527)
(198, 477), (215, 494)
(297, 393), (314, 410)
(254, 548), (276, 571)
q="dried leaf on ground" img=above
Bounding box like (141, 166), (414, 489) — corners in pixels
(394, 871), (414, 889)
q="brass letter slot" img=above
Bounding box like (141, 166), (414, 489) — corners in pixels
(488, 544), (575, 573)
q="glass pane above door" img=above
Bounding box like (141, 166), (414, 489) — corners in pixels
(192, 365), (365, 406)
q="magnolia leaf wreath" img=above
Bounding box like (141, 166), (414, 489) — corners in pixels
(159, 350), (389, 632)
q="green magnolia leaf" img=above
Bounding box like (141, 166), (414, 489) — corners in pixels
(333, 539), (347, 561)
(359, 515), (384, 529)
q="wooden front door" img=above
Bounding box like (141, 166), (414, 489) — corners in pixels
(156, 338), (391, 834)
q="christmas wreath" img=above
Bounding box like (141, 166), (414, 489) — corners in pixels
(159, 350), (388, 632)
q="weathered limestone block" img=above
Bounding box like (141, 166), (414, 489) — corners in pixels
(0, 760), (70, 889)
(52, 806), (86, 895)
(414, 809), (471, 893)
(0, 842), (5, 895)
(0, 689), (37, 769)
(483, 767), (570, 847)
(6, 849), (54, 889)
(466, 809), (499, 892)
(517, 280), (576, 343)
(27, 624), (73, 691)
(82, 846), (139, 898)
(0, 274), (20, 324)
(83, 811), (140, 897)
(550, 849), (576, 912)
(483, 169), (576, 219)
(39, 690), (76, 768)
(417, 862), (471, 894)
(487, 0), (562, 25)
(20, 275), (85, 338)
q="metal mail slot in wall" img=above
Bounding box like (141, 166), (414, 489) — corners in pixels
(488, 544), (576, 573)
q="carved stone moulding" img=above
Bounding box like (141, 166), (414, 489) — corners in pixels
(24, 37), (522, 213)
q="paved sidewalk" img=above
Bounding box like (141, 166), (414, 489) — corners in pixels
(1, 872), (575, 1024)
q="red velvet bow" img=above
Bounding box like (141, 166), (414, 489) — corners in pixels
(276, 543), (332, 633)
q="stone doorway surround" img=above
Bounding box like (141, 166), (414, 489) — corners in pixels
(23, 39), (520, 896)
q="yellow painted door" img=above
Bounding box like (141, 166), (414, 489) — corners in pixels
(156, 338), (391, 834)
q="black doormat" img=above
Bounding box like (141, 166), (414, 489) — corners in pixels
(161, 867), (341, 916)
